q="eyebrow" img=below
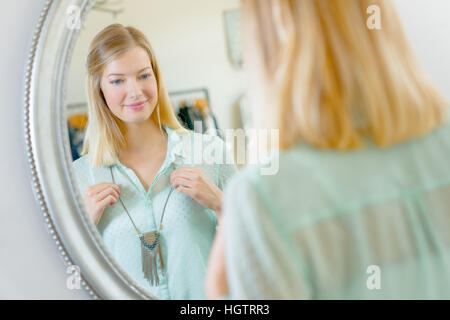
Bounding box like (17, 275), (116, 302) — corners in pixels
(107, 67), (151, 77)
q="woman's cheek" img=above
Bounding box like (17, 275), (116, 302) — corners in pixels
(110, 89), (126, 109)
(147, 79), (158, 97)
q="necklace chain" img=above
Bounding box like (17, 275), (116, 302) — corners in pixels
(109, 166), (174, 237)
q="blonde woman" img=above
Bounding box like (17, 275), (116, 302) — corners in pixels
(206, 0), (450, 299)
(72, 24), (237, 299)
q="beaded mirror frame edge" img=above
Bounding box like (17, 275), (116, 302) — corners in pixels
(24, 0), (157, 300)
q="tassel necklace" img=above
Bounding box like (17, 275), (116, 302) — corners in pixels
(110, 166), (174, 286)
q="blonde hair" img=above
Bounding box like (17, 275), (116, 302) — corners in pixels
(81, 24), (185, 167)
(242, 0), (448, 150)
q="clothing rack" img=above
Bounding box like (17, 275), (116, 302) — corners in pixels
(169, 87), (222, 138)
(169, 88), (211, 112)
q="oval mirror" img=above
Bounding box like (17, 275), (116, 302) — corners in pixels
(25, 0), (246, 299)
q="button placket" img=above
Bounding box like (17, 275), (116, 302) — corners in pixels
(117, 164), (147, 196)
(144, 194), (151, 209)
(144, 160), (175, 227)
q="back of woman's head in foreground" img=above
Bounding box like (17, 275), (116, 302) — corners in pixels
(242, 0), (448, 151)
(81, 23), (185, 167)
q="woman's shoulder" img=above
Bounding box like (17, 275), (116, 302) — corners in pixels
(72, 153), (90, 171)
(186, 129), (226, 147)
(167, 126), (226, 151)
(176, 129), (230, 160)
(223, 147), (332, 216)
(228, 148), (303, 185)
(71, 154), (94, 193)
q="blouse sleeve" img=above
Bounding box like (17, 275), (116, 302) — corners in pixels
(71, 156), (92, 198)
(222, 173), (312, 299)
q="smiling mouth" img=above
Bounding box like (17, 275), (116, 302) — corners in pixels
(125, 99), (148, 108)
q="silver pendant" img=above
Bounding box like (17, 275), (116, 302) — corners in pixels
(140, 231), (164, 286)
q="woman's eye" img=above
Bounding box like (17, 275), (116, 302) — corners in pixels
(111, 79), (123, 85)
(141, 73), (151, 80)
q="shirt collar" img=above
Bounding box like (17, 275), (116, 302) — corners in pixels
(161, 125), (188, 170)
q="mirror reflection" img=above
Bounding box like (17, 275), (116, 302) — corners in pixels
(63, 0), (450, 300)
(67, 0), (244, 299)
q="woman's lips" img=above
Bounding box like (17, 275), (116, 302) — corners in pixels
(125, 100), (147, 110)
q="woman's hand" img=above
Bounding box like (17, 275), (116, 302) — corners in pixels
(83, 182), (120, 225)
(170, 167), (223, 221)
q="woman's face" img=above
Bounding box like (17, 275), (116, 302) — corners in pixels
(100, 46), (158, 125)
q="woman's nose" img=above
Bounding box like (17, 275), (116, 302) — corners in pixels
(127, 78), (143, 98)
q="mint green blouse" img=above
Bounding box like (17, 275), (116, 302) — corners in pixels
(72, 126), (237, 299)
(222, 119), (450, 299)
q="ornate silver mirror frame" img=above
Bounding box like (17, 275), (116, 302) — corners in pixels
(24, 0), (156, 299)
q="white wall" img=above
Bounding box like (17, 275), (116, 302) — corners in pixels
(0, 0), (88, 299)
(1, 0), (449, 299)
(394, 0), (450, 100)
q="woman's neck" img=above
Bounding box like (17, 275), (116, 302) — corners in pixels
(119, 120), (167, 160)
